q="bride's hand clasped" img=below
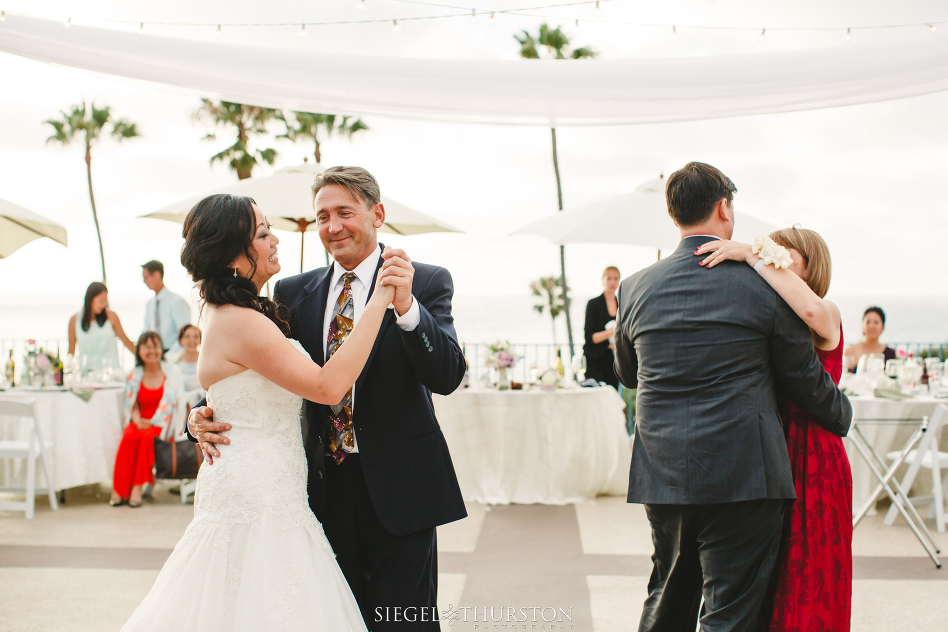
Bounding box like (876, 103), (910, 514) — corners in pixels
(695, 240), (756, 269)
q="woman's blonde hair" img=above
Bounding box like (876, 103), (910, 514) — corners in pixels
(769, 226), (832, 298)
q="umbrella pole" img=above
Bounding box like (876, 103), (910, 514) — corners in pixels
(300, 230), (305, 274)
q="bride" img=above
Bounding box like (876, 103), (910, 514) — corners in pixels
(121, 194), (395, 631)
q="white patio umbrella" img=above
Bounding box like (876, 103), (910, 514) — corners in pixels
(512, 177), (779, 257)
(141, 163), (462, 271)
(0, 198), (68, 258)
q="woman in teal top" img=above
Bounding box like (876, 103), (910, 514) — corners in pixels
(68, 282), (136, 374)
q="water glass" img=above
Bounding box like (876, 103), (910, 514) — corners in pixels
(571, 355), (587, 382)
(885, 359), (903, 380)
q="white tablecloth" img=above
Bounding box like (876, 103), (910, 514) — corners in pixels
(432, 387), (632, 505)
(847, 396), (947, 512)
(0, 387), (124, 492)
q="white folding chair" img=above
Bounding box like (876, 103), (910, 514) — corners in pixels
(0, 397), (59, 519)
(884, 405), (948, 532)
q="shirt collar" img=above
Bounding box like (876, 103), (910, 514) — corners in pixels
(684, 234), (722, 240)
(330, 244), (382, 290)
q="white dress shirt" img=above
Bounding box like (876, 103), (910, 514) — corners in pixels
(321, 245), (420, 452)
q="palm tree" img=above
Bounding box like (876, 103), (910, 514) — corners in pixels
(194, 100), (280, 180)
(45, 102), (140, 284)
(531, 276), (568, 344)
(277, 112), (369, 164)
(515, 24), (597, 359)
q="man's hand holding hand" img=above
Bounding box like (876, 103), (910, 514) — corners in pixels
(380, 247), (415, 316)
(188, 406), (230, 465)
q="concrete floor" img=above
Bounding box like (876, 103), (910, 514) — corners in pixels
(1, 483), (946, 631)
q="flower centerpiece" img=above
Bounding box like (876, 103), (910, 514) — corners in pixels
(486, 341), (518, 390)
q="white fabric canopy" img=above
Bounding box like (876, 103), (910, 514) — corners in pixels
(2, 15), (948, 126)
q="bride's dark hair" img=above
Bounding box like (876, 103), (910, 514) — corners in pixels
(180, 193), (291, 336)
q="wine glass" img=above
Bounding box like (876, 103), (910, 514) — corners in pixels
(572, 355), (587, 382)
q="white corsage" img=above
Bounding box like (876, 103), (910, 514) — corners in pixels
(752, 236), (792, 270)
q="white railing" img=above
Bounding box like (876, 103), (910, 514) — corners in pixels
(461, 342), (582, 388)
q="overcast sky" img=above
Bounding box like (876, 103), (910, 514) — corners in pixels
(2, 0), (947, 315)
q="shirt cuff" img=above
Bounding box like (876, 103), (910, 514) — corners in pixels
(394, 296), (420, 331)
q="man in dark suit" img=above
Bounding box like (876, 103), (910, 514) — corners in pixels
(188, 166), (467, 631)
(613, 162), (852, 632)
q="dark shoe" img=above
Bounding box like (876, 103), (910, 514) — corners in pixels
(169, 485), (181, 495)
(109, 498), (127, 507)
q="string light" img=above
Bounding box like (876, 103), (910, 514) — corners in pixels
(299, 23), (306, 37)
(138, 22), (144, 35)
(593, 1), (602, 18)
(215, 24), (222, 38)
(574, 18), (580, 34)
(929, 24), (938, 33)
(845, 27), (851, 42)
(671, 25), (678, 40)
(470, 9), (477, 25)
(758, 27), (766, 41)
(1, 11), (6, 22)
(392, 19), (399, 33)
(358, 0), (366, 11)
(489, 12), (495, 27)
(64, 17), (71, 29)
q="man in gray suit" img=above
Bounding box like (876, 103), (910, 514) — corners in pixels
(614, 162), (852, 632)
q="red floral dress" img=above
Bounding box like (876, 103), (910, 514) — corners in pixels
(769, 330), (853, 632)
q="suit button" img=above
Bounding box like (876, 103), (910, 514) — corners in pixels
(428, 347), (434, 353)
(318, 436), (323, 444)
(319, 471), (324, 479)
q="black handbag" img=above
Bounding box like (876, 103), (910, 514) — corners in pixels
(154, 436), (204, 479)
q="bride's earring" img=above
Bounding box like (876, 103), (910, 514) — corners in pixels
(233, 266), (238, 278)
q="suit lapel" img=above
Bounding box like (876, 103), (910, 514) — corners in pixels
(298, 267), (333, 366)
(356, 250), (395, 392)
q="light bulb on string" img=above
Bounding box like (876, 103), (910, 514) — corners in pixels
(593, 1), (602, 18)
(671, 25), (678, 40)
(758, 28), (766, 41)
(1, 11), (6, 22)
(64, 17), (71, 29)
(574, 19), (580, 34)
(929, 24), (937, 33)
(845, 27), (851, 42)
(138, 22), (144, 35)
(300, 24), (307, 37)
(489, 12), (495, 27)
(358, 0), (366, 11)
(392, 19), (399, 33)
(470, 9), (477, 25)
(215, 24), (222, 39)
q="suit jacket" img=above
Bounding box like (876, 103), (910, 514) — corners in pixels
(273, 249), (468, 536)
(614, 235), (852, 505)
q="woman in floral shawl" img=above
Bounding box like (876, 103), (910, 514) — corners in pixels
(110, 332), (184, 507)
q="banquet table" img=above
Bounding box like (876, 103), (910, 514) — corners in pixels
(432, 386), (632, 505)
(0, 386), (124, 492)
(847, 395), (948, 513)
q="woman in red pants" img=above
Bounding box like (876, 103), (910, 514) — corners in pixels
(111, 332), (184, 507)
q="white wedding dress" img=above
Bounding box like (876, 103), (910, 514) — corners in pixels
(121, 341), (367, 632)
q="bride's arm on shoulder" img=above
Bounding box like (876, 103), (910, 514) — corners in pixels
(218, 282), (395, 404)
(696, 240), (840, 347)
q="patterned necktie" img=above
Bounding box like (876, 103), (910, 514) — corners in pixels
(326, 272), (357, 464)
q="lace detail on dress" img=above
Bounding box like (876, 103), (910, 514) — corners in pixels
(190, 340), (333, 553)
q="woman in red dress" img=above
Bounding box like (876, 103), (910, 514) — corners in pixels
(110, 332), (184, 508)
(697, 227), (853, 631)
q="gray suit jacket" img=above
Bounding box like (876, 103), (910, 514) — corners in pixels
(614, 235), (852, 505)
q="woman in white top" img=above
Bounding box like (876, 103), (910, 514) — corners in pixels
(176, 324), (202, 392)
(68, 282), (135, 373)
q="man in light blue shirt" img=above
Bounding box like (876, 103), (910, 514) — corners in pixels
(142, 260), (191, 355)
